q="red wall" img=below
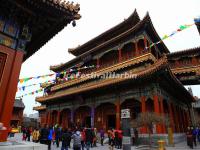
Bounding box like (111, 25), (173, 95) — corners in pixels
(0, 45), (24, 142)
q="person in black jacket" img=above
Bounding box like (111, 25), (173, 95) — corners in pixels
(61, 128), (71, 150)
(40, 124), (50, 146)
(55, 126), (62, 148)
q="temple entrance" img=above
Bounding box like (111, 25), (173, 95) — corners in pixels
(60, 109), (71, 128)
(107, 115), (116, 129)
(85, 116), (91, 128)
(74, 106), (91, 128)
(121, 98), (141, 121)
(95, 102), (116, 130)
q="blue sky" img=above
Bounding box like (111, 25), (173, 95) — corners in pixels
(17, 0), (200, 115)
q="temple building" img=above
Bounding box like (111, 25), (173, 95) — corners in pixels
(10, 99), (25, 128)
(34, 10), (200, 136)
(195, 17), (200, 35)
(0, 0), (80, 141)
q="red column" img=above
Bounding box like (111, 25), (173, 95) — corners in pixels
(173, 106), (180, 133)
(144, 37), (147, 50)
(0, 47), (24, 142)
(116, 100), (121, 130)
(45, 112), (48, 124)
(135, 42), (139, 56)
(49, 111), (52, 126)
(192, 57), (197, 65)
(159, 97), (166, 133)
(97, 58), (100, 69)
(57, 111), (61, 124)
(168, 103), (175, 132)
(153, 95), (162, 134)
(141, 96), (147, 133)
(118, 48), (122, 62)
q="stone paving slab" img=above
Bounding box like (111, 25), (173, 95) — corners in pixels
(5, 133), (200, 150)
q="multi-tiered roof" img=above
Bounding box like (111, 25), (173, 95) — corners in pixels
(50, 10), (169, 72)
(34, 10), (196, 106)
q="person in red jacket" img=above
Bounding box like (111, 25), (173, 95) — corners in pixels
(81, 128), (86, 150)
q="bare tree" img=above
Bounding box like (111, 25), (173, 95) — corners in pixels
(131, 112), (169, 149)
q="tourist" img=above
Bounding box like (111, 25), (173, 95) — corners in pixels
(32, 128), (40, 143)
(114, 129), (119, 149)
(85, 128), (93, 150)
(93, 128), (97, 147)
(55, 125), (62, 148)
(47, 125), (54, 150)
(26, 127), (31, 142)
(107, 128), (112, 146)
(197, 127), (200, 143)
(100, 128), (105, 146)
(134, 128), (138, 146)
(80, 128), (86, 150)
(40, 124), (50, 146)
(22, 127), (27, 141)
(72, 130), (82, 150)
(67, 128), (72, 148)
(192, 126), (197, 147)
(118, 129), (123, 149)
(109, 129), (115, 150)
(61, 128), (71, 150)
(186, 126), (193, 149)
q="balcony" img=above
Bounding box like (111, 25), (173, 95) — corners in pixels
(50, 51), (157, 92)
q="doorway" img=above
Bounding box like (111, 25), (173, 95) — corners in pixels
(85, 116), (91, 128)
(107, 115), (116, 129)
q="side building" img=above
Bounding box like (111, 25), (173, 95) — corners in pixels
(34, 10), (199, 137)
(10, 99), (25, 128)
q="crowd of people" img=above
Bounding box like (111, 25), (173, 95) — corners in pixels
(186, 126), (200, 149)
(20, 124), (125, 150)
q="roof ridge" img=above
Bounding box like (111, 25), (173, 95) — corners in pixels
(68, 9), (141, 55)
(168, 46), (200, 57)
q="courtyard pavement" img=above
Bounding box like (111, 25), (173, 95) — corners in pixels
(7, 133), (200, 150)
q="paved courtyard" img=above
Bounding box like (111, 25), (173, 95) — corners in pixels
(7, 133), (200, 150)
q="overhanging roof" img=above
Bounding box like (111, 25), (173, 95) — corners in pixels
(51, 11), (169, 72)
(0, 0), (81, 61)
(37, 57), (194, 104)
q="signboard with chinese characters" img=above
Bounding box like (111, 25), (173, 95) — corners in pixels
(121, 109), (130, 118)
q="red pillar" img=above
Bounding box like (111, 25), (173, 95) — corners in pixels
(178, 108), (183, 132)
(49, 112), (51, 125)
(118, 48), (122, 62)
(141, 96), (147, 133)
(57, 111), (61, 124)
(0, 46), (24, 142)
(96, 58), (100, 69)
(135, 42), (139, 56)
(116, 100), (121, 130)
(173, 106), (180, 133)
(168, 103), (175, 132)
(192, 57), (197, 65)
(153, 95), (162, 134)
(159, 97), (166, 133)
(144, 36), (147, 51)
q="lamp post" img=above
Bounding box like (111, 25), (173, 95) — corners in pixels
(121, 109), (131, 150)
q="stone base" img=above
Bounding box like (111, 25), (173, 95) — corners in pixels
(138, 133), (186, 146)
(0, 141), (47, 150)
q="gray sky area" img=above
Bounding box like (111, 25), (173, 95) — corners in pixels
(17, 0), (200, 115)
